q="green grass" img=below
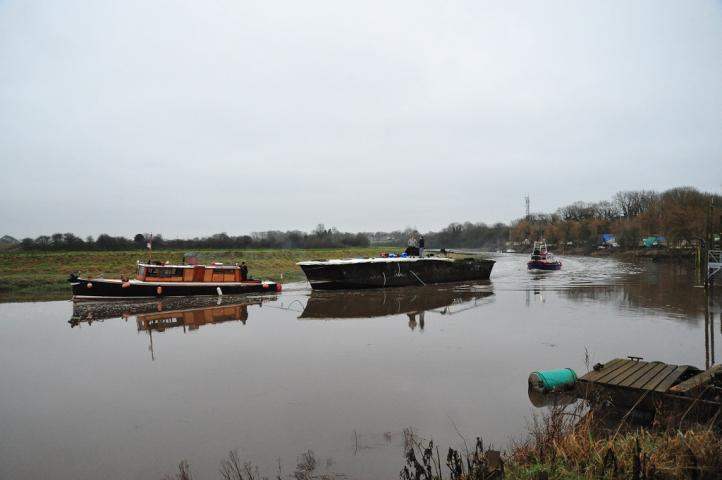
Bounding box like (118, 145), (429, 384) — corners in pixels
(0, 247), (400, 302)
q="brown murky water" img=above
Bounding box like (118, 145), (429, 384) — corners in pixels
(1, 254), (720, 479)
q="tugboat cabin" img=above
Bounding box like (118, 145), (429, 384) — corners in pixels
(136, 263), (242, 283)
(69, 252), (278, 299)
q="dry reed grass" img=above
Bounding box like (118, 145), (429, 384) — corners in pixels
(506, 402), (722, 479)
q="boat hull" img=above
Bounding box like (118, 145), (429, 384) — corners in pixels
(299, 258), (495, 290)
(70, 277), (280, 299)
(527, 261), (562, 271)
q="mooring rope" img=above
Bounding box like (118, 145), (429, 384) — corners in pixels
(409, 270), (426, 286)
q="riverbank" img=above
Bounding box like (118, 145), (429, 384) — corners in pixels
(0, 247), (399, 302)
(503, 401), (722, 479)
(0, 246), (698, 302)
(596, 247), (696, 262)
(164, 406), (722, 479)
(556, 245), (696, 262)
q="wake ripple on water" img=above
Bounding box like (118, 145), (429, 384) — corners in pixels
(287, 254), (645, 294)
(486, 253), (644, 291)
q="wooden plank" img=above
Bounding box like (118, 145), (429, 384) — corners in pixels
(669, 365), (720, 394)
(597, 360), (636, 383)
(580, 358), (627, 382)
(656, 365), (692, 393)
(601, 360), (648, 386)
(640, 364), (677, 392)
(591, 359), (639, 384)
(618, 361), (664, 388)
(608, 361), (651, 386)
(627, 362), (668, 389)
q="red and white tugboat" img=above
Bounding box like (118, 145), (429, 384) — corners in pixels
(527, 240), (562, 271)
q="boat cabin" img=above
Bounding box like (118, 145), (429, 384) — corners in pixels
(530, 240), (553, 261)
(135, 262), (242, 283)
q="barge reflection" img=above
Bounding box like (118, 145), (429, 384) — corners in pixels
(299, 284), (494, 328)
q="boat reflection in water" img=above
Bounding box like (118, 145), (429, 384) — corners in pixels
(70, 295), (276, 327)
(299, 283), (494, 330)
(69, 295), (276, 359)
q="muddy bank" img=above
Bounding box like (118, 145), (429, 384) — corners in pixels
(549, 246), (697, 262)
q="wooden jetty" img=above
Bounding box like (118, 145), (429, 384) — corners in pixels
(576, 358), (722, 418)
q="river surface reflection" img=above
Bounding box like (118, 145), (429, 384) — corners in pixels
(1, 254), (721, 479)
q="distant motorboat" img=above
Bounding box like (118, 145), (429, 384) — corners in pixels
(527, 240), (562, 271)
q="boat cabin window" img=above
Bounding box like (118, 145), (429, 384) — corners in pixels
(146, 267), (183, 277)
(137, 265), (146, 276)
(212, 267), (238, 281)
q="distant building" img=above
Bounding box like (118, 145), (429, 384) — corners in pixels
(642, 235), (667, 248)
(600, 233), (618, 248)
(0, 235), (18, 244)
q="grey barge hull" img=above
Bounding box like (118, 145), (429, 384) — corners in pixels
(297, 257), (495, 290)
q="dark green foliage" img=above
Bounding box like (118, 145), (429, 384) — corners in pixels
(15, 228), (371, 251)
(426, 222), (509, 250)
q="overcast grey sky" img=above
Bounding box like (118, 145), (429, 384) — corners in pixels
(1, 1), (721, 239)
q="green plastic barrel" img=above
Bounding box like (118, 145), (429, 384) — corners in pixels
(528, 368), (577, 392)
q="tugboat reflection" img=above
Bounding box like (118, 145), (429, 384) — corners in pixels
(69, 296), (276, 360)
(136, 301), (255, 331)
(299, 285), (494, 330)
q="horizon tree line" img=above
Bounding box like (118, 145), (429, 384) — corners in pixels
(9, 186), (721, 252)
(512, 186), (721, 249)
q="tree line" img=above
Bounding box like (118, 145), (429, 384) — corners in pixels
(11, 186), (721, 252)
(16, 225), (370, 251)
(512, 186), (721, 249)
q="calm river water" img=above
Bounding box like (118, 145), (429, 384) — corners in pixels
(1, 254), (721, 479)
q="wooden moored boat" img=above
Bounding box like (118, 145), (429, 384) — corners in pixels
(530, 358), (722, 420)
(69, 256), (280, 300)
(297, 254), (495, 290)
(575, 357), (722, 415)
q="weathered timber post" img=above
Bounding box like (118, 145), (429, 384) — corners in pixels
(705, 200), (712, 289)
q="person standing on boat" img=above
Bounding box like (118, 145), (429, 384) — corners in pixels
(240, 262), (248, 281)
(418, 236), (425, 258)
(407, 234), (419, 256)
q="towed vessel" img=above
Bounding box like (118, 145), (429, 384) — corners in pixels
(527, 240), (562, 271)
(297, 253), (495, 290)
(69, 254), (280, 300)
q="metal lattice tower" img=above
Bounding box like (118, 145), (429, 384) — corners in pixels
(525, 195), (530, 219)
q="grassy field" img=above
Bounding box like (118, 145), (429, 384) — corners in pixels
(0, 246), (398, 302)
